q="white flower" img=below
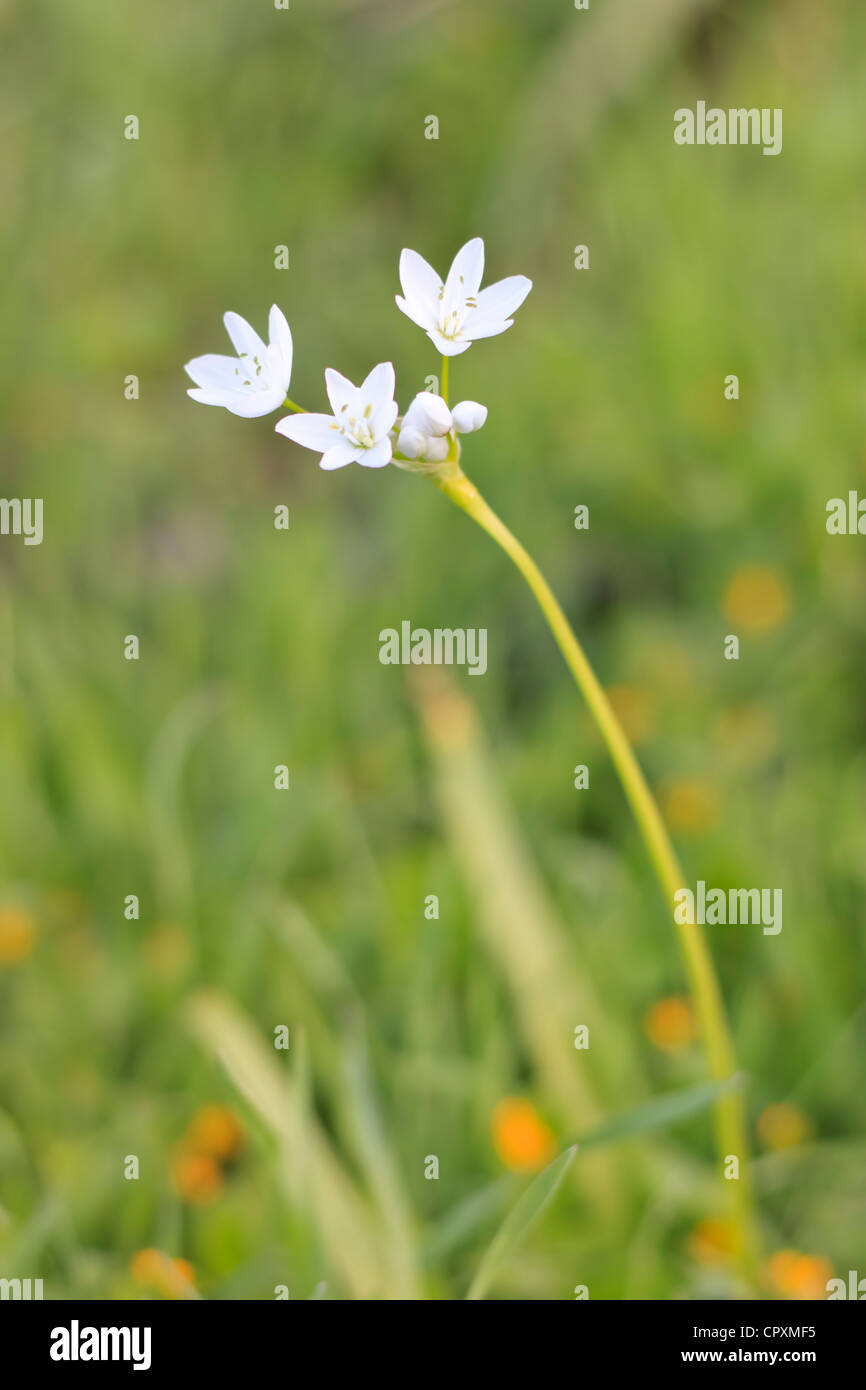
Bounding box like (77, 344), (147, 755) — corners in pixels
(451, 400), (487, 434)
(395, 425), (427, 461)
(402, 391), (452, 439)
(396, 392), (487, 462)
(396, 238), (531, 356)
(275, 362), (398, 470)
(185, 306), (293, 418)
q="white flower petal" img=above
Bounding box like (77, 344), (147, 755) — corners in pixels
(223, 389), (287, 418)
(265, 340), (287, 389)
(404, 391), (452, 437)
(452, 400), (488, 434)
(420, 436), (449, 462)
(320, 438), (361, 471)
(443, 238), (485, 303)
(324, 367), (358, 419)
(370, 398), (399, 439)
(396, 426), (425, 459)
(457, 318), (513, 342)
(395, 293), (438, 333)
(399, 248), (443, 319)
(426, 328), (472, 357)
(223, 311), (268, 362)
(359, 360), (395, 409)
(188, 385), (284, 418)
(471, 275), (532, 327)
(275, 412), (343, 451)
(185, 353), (249, 391)
(268, 304), (293, 379)
(358, 438), (392, 469)
(187, 387), (232, 407)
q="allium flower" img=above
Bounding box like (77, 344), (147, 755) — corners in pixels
(185, 306), (293, 417)
(185, 236), (756, 1275)
(396, 238), (532, 356)
(396, 391), (487, 462)
(276, 362), (398, 470)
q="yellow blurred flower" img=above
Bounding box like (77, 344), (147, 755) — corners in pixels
(0, 907), (36, 964)
(662, 779), (720, 835)
(131, 1249), (196, 1299)
(185, 1105), (244, 1162)
(606, 684), (655, 746)
(723, 565), (790, 634)
(756, 1102), (812, 1151)
(492, 1098), (556, 1172)
(170, 1148), (223, 1205)
(644, 996), (696, 1052)
(688, 1217), (739, 1264)
(764, 1250), (833, 1300)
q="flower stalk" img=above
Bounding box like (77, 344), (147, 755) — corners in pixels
(433, 458), (759, 1285)
(186, 233), (761, 1289)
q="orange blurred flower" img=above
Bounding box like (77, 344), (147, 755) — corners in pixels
(764, 1250), (833, 1300)
(756, 1102), (812, 1151)
(688, 1217), (739, 1264)
(0, 907), (36, 964)
(131, 1249), (196, 1299)
(185, 1105), (244, 1162)
(644, 996), (696, 1052)
(662, 780), (720, 835)
(170, 1148), (223, 1205)
(723, 565), (790, 634)
(492, 1098), (556, 1172)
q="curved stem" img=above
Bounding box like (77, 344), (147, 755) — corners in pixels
(434, 463), (759, 1283)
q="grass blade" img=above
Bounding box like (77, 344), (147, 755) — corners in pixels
(574, 1075), (747, 1151)
(466, 1146), (577, 1301)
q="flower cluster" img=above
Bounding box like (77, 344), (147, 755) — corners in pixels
(184, 239), (531, 472)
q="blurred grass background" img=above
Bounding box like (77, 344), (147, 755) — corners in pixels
(1, 0), (865, 1299)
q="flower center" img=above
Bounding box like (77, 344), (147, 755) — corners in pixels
(235, 352), (271, 390)
(345, 401), (376, 448)
(437, 283), (478, 340)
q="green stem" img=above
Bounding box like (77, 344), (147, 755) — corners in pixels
(281, 397), (307, 413)
(434, 462), (759, 1284)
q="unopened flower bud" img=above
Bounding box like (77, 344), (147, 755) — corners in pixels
(421, 435), (449, 462)
(404, 391), (453, 438)
(451, 400), (488, 434)
(396, 426), (426, 459)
